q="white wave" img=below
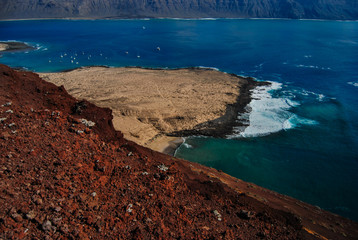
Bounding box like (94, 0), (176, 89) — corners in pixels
(254, 63), (264, 69)
(183, 142), (193, 148)
(295, 64), (331, 70)
(197, 66), (220, 71)
(230, 81), (318, 138)
(179, 137), (193, 149)
(317, 94), (325, 101)
(157, 17), (218, 21)
(174, 138), (192, 156)
(348, 81), (358, 87)
(339, 40), (358, 45)
(283, 115), (318, 130)
(296, 89), (326, 101)
(198, 18), (217, 20)
(1, 40), (19, 42)
(34, 43), (48, 51)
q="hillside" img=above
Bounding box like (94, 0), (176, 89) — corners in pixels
(1, 64), (358, 239)
(0, 0), (357, 20)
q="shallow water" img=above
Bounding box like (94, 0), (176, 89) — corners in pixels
(1, 19), (358, 220)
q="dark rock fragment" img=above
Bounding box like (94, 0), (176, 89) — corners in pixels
(238, 210), (255, 220)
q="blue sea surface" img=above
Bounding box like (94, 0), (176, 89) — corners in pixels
(1, 19), (358, 221)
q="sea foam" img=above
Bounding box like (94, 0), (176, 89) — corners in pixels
(295, 64), (331, 70)
(230, 81), (318, 138)
(348, 81), (358, 87)
(34, 43), (48, 52)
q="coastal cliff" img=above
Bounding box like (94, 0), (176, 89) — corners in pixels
(0, 0), (357, 20)
(1, 64), (358, 239)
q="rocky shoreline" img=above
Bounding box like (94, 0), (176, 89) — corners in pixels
(168, 74), (268, 138)
(126, 67), (269, 154)
(0, 41), (34, 52)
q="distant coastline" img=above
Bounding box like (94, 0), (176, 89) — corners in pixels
(2, 0), (357, 21)
(1, 17), (358, 22)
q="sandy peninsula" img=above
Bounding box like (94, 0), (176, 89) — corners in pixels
(40, 67), (260, 153)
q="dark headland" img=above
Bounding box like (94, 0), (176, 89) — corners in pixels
(0, 42), (34, 53)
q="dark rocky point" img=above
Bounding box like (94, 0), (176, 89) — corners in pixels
(0, 42), (34, 52)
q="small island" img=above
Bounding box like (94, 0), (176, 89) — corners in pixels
(0, 41), (34, 52)
(40, 67), (264, 154)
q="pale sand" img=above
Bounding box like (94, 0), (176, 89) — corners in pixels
(40, 67), (247, 152)
(0, 43), (9, 51)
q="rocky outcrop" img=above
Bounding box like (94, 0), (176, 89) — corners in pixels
(0, 42), (34, 53)
(0, 0), (357, 20)
(1, 64), (358, 239)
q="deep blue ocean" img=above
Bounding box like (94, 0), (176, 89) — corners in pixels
(1, 19), (357, 221)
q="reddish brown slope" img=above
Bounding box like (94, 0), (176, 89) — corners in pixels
(0, 64), (357, 239)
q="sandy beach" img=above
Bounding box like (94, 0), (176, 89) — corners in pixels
(40, 67), (257, 153)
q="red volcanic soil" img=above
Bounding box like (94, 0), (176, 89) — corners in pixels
(1, 64), (357, 239)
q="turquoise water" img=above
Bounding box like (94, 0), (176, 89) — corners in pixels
(1, 19), (358, 221)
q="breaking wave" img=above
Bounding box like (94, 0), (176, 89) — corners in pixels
(348, 81), (358, 87)
(295, 64), (331, 70)
(230, 81), (318, 138)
